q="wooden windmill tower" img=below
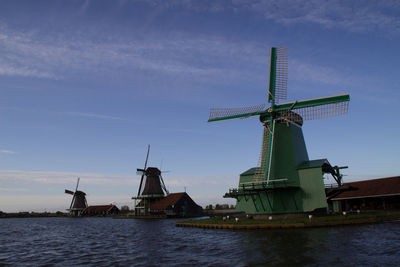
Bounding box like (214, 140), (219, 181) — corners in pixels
(65, 177), (88, 216)
(132, 145), (169, 216)
(208, 47), (350, 214)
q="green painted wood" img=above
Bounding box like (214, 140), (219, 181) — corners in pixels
(268, 47), (277, 105)
(275, 94), (350, 111)
(207, 110), (265, 122)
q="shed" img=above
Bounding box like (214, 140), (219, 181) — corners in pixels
(329, 176), (400, 212)
(150, 192), (203, 217)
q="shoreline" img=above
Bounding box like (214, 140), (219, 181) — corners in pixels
(176, 211), (400, 229)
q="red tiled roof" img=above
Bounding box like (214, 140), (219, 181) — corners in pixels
(151, 192), (186, 211)
(331, 176), (400, 200)
(84, 205), (116, 213)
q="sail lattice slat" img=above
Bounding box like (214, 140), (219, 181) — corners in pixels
(253, 126), (270, 182)
(281, 101), (349, 123)
(274, 47), (288, 103)
(209, 104), (265, 121)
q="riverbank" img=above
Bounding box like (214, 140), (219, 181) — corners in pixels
(0, 211), (68, 218)
(176, 211), (400, 229)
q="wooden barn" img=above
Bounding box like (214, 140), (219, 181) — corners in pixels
(82, 204), (120, 216)
(150, 192), (203, 217)
(328, 176), (400, 212)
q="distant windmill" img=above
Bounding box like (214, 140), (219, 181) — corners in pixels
(132, 145), (169, 215)
(65, 177), (88, 216)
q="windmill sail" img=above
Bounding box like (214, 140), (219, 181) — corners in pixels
(268, 46), (288, 104)
(208, 104), (265, 122)
(137, 144), (150, 196)
(277, 94), (350, 124)
(65, 189), (74, 195)
(253, 127), (270, 182)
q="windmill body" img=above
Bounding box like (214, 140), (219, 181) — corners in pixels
(209, 47), (349, 214)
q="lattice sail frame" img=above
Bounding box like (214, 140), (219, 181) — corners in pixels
(208, 104), (265, 121)
(280, 101), (349, 124)
(272, 46), (288, 104)
(253, 126), (270, 182)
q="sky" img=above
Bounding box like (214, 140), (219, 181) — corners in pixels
(0, 0), (399, 212)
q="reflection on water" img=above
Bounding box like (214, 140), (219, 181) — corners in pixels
(0, 217), (399, 266)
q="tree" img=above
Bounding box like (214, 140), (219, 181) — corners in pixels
(121, 205), (130, 212)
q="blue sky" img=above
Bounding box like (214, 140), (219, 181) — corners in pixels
(0, 0), (399, 212)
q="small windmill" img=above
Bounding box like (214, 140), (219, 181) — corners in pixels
(208, 47), (350, 214)
(132, 145), (169, 215)
(65, 177), (88, 216)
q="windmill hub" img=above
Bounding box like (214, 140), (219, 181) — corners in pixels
(208, 46), (350, 215)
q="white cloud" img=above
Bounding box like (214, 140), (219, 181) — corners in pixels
(150, 0), (400, 34)
(290, 60), (349, 86)
(62, 111), (128, 121)
(0, 170), (136, 186)
(0, 22), (265, 83)
(253, 0), (400, 34)
(0, 149), (16, 154)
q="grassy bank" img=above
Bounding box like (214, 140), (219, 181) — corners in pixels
(176, 211), (400, 229)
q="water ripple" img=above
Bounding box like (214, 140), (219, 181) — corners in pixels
(1, 218), (400, 266)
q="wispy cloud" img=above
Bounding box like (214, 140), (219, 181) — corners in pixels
(290, 59), (351, 86)
(62, 111), (128, 121)
(0, 170), (136, 186)
(0, 20), (269, 88)
(0, 169), (236, 188)
(0, 187), (27, 192)
(0, 149), (16, 154)
(150, 0), (400, 35)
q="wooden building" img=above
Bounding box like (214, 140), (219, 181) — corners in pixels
(149, 192), (203, 217)
(82, 204), (120, 216)
(328, 176), (400, 212)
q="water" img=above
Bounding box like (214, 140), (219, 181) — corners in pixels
(0, 217), (399, 266)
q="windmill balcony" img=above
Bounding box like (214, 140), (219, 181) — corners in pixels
(225, 179), (299, 198)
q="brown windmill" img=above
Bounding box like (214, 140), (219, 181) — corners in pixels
(65, 177), (88, 216)
(132, 145), (169, 216)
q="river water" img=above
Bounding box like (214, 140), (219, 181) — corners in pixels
(0, 217), (399, 266)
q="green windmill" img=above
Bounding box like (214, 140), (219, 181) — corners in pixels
(208, 47), (350, 214)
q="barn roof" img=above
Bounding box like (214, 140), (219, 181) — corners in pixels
(83, 204), (118, 213)
(151, 192), (186, 211)
(331, 176), (400, 200)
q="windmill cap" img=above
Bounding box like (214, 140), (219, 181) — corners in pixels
(75, 190), (86, 196)
(146, 167), (161, 176)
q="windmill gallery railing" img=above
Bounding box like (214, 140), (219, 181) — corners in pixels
(225, 178), (299, 197)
